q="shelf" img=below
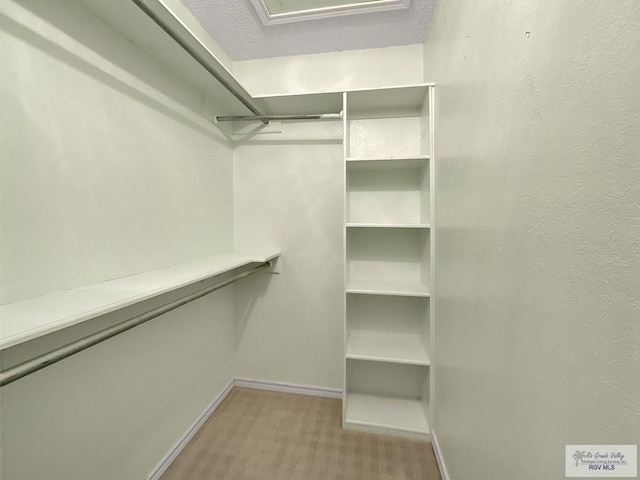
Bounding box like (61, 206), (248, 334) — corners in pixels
(345, 393), (430, 437)
(346, 223), (430, 229)
(347, 84), (432, 117)
(346, 279), (429, 297)
(346, 164), (430, 224)
(346, 331), (429, 366)
(253, 91), (343, 116)
(0, 250), (280, 350)
(346, 155), (429, 165)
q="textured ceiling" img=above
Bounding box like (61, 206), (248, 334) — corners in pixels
(179, 0), (435, 61)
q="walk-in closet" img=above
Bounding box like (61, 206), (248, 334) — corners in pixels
(1, 0), (638, 479)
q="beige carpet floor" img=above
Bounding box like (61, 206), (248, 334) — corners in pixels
(161, 387), (442, 480)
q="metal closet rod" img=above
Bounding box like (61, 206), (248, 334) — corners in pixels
(130, 1), (341, 127)
(0, 262), (271, 388)
(130, 0), (269, 125)
(215, 113), (342, 122)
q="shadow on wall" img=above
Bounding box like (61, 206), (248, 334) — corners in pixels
(233, 269), (276, 345)
(0, 3), (227, 144)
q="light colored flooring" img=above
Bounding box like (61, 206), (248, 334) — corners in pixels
(161, 387), (442, 480)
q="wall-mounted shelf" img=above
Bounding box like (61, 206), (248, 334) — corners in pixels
(346, 331), (430, 366)
(1, 250), (280, 351)
(346, 279), (429, 297)
(345, 393), (430, 437)
(345, 156), (430, 166)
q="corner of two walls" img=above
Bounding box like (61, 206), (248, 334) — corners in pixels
(230, 44), (425, 389)
(422, 1), (640, 479)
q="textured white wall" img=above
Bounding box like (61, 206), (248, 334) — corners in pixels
(232, 121), (344, 388)
(424, 1), (640, 479)
(0, 0), (233, 305)
(233, 44), (424, 97)
(0, 1), (236, 479)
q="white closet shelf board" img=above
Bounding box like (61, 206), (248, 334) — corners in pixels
(346, 279), (429, 297)
(347, 84), (433, 116)
(252, 92), (343, 115)
(345, 393), (430, 437)
(346, 157), (429, 169)
(253, 84), (434, 117)
(346, 331), (430, 366)
(0, 251), (280, 350)
(346, 223), (430, 229)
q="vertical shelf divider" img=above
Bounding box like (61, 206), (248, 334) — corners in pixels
(342, 91), (349, 430)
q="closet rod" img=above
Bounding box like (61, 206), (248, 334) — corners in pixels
(0, 262), (271, 388)
(130, 0), (269, 125)
(215, 113), (342, 122)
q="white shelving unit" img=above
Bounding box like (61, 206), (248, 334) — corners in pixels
(0, 250), (280, 350)
(342, 84), (435, 439)
(346, 394), (430, 437)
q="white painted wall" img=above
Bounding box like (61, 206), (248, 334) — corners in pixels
(233, 44), (424, 97)
(232, 121), (345, 388)
(0, 0), (233, 304)
(0, 1), (237, 479)
(423, 1), (640, 479)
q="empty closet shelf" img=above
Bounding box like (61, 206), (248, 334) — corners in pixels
(346, 279), (430, 297)
(345, 393), (430, 437)
(346, 223), (430, 229)
(0, 250), (280, 350)
(346, 331), (430, 366)
(345, 157), (429, 170)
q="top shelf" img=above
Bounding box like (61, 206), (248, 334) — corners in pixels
(255, 84), (433, 117)
(0, 250), (280, 351)
(347, 84), (432, 117)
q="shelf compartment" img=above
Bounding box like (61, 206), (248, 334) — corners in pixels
(348, 116), (423, 159)
(347, 294), (429, 336)
(346, 86), (430, 160)
(0, 250), (280, 350)
(347, 159), (429, 225)
(347, 228), (430, 293)
(345, 393), (430, 437)
(346, 84), (431, 118)
(345, 360), (429, 438)
(346, 331), (429, 366)
(347, 359), (427, 399)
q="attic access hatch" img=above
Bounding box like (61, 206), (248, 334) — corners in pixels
(251, 0), (411, 25)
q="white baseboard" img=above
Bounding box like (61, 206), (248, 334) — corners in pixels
(147, 378), (235, 480)
(431, 430), (450, 480)
(147, 377), (342, 479)
(234, 377), (343, 399)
